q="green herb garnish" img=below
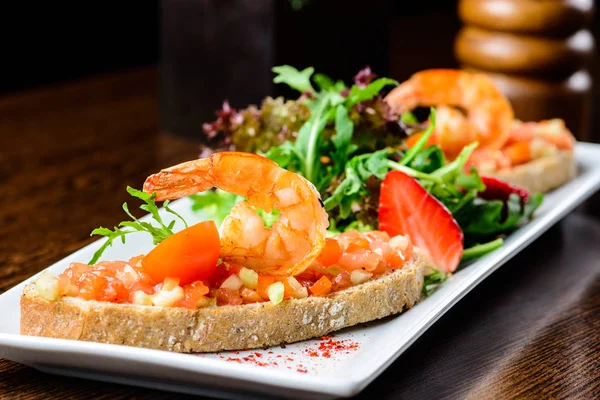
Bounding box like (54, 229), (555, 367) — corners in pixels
(88, 187), (188, 265)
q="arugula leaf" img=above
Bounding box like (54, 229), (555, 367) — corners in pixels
(521, 193), (544, 223)
(272, 65), (315, 94)
(294, 93), (332, 186)
(324, 167), (364, 219)
(408, 145), (445, 173)
(422, 267), (448, 297)
(88, 186), (189, 265)
(332, 105), (354, 151)
(401, 111), (419, 124)
(363, 149), (394, 180)
(313, 73), (347, 92)
(461, 238), (504, 261)
(399, 107), (436, 166)
(330, 105), (358, 176)
(455, 166), (485, 192)
(262, 141), (303, 171)
(430, 142), (478, 182)
(88, 227), (132, 266)
(456, 193), (535, 241)
(345, 78), (398, 107)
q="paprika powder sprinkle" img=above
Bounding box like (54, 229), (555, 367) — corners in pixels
(213, 334), (360, 373)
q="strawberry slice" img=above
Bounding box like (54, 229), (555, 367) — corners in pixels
(479, 176), (530, 204)
(378, 170), (464, 273)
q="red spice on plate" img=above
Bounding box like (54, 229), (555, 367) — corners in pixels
(215, 333), (360, 373)
(303, 335), (360, 359)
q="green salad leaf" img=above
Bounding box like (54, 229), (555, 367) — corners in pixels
(193, 64), (545, 273)
(189, 189), (242, 225)
(422, 267), (448, 297)
(272, 65), (315, 94)
(456, 193), (543, 243)
(344, 78), (398, 108)
(461, 238), (504, 262)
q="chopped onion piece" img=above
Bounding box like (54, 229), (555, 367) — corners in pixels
(296, 286), (309, 299)
(132, 290), (153, 306)
(267, 282), (285, 305)
(287, 277), (308, 299)
(162, 277), (181, 291)
(351, 270), (373, 285)
(389, 235), (409, 252)
(115, 265), (140, 286)
(221, 274), (243, 290)
(35, 271), (60, 301)
(152, 286), (184, 307)
(239, 267), (258, 289)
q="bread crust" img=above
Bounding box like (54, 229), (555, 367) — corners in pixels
(492, 150), (576, 193)
(20, 252), (425, 353)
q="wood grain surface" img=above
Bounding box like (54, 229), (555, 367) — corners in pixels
(0, 68), (599, 399)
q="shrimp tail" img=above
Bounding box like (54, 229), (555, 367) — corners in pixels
(143, 158), (215, 201)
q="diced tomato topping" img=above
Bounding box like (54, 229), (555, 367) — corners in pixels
(345, 236), (370, 253)
(57, 274), (71, 296)
(503, 141), (531, 166)
(216, 288), (243, 306)
(128, 254), (144, 267)
(338, 249), (379, 272)
(178, 281), (210, 309)
(295, 277), (316, 289)
(331, 272), (352, 291)
(64, 262), (90, 281)
(240, 288), (264, 304)
(78, 272), (108, 301)
(385, 251), (405, 270)
(279, 278), (297, 299)
(100, 277), (129, 303)
(55, 222), (416, 307)
(363, 230), (390, 243)
(310, 276), (332, 296)
(405, 131), (436, 149)
(206, 263), (232, 289)
(257, 275), (276, 301)
(316, 238), (342, 267)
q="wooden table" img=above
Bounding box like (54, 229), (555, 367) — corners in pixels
(0, 67), (598, 399)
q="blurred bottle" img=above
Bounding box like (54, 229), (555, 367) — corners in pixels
(159, 0), (391, 140)
(159, 0), (275, 139)
(454, 0), (595, 140)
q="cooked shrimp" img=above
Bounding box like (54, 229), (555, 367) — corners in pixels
(385, 69), (514, 158)
(143, 152), (329, 276)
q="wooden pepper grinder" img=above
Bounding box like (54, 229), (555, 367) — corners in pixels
(454, 0), (595, 140)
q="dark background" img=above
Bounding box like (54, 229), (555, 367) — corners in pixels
(1, 0), (598, 136)
(0, 1), (463, 94)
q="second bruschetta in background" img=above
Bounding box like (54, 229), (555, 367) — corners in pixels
(384, 69), (576, 194)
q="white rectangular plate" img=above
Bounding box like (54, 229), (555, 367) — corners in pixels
(1, 143), (600, 399)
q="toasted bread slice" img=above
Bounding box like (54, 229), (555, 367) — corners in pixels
(492, 150), (576, 193)
(20, 251), (426, 353)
